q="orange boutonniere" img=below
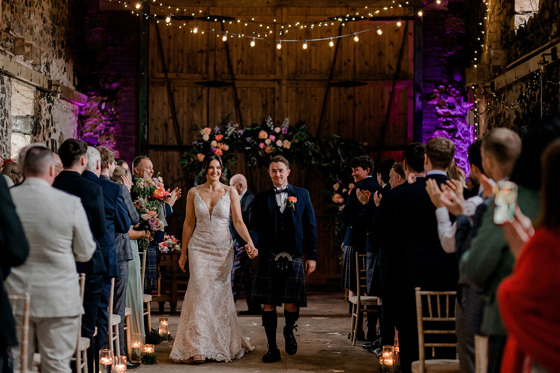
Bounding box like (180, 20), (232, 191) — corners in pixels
(287, 196), (297, 211)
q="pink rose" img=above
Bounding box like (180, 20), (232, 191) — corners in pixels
(259, 143), (265, 149)
(269, 135), (276, 141)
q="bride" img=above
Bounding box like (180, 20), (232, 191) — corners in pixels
(170, 154), (258, 364)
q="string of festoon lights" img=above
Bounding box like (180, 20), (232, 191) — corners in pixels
(107, 0), (443, 48)
(472, 1), (489, 68)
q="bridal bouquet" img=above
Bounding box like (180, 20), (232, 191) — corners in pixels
(158, 234), (181, 253)
(132, 175), (169, 250)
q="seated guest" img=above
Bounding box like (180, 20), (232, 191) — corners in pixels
(2, 160), (23, 186)
(5, 146), (96, 372)
(498, 136), (560, 373)
(53, 139), (108, 373)
(340, 155), (380, 341)
(0, 172), (29, 372)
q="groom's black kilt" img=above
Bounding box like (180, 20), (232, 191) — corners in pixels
(252, 254), (307, 307)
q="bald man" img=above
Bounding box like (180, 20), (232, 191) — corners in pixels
(229, 174), (260, 315)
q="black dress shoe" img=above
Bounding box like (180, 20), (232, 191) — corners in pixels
(262, 348), (281, 363)
(127, 361), (141, 369)
(283, 327), (298, 355)
(362, 342), (373, 350)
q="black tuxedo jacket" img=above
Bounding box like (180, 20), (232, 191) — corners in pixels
(230, 189), (255, 246)
(0, 174), (29, 349)
(340, 177), (380, 250)
(395, 173), (458, 290)
(83, 171), (131, 277)
(53, 170), (107, 274)
(252, 184), (318, 261)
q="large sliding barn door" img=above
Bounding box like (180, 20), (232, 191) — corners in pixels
(146, 6), (414, 287)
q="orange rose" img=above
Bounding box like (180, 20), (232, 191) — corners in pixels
(217, 142), (224, 149)
(203, 127), (212, 135)
(288, 196), (297, 203)
(153, 187), (168, 200)
(258, 130), (268, 139)
(215, 134), (224, 141)
(264, 146), (273, 154)
(214, 148), (223, 156)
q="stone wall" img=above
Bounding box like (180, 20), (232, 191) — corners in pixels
(421, 0), (474, 172)
(0, 0), (81, 157)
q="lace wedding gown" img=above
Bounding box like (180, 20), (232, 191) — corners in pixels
(170, 188), (253, 362)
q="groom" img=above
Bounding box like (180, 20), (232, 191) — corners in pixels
(251, 155), (318, 363)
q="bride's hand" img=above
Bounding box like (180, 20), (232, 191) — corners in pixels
(244, 244), (258, 259)
(178, 254), (187, 272)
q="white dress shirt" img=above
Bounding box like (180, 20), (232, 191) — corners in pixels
(275, 185), (289, 213)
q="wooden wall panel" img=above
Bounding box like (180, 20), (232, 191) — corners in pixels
(147, 6), (416, 289)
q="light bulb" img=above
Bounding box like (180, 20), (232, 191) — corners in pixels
(329, 39), (334, 47)
(165, 15), (171, 23)
(353, 34), (359, 42)
(277, 42), (282, 50)
(193, 26), (198, 33)
(135, 2), (141, 9)
(436, 0), (441, 3)
(376, 27), (382, 35)
(418, 10), (423, 17)
(303, 41), (308, 50)
(250, 39), (255, 47)
(396, 20), (402, 27)
(222, 34), (227, 41)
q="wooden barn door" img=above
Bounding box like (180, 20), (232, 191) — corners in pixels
(146, 6), (414, 289)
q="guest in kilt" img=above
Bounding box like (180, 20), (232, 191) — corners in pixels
(251, 156), (318, 363)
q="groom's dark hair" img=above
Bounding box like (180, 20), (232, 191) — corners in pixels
(269, 155), (290, 169)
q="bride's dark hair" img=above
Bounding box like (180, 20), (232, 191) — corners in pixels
(201, 153), (227, 183)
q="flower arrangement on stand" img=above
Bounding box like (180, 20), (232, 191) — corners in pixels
(243, 117), (318, 168)
(158, 234), (181, 253)
(323, 180), (356, 260)
(131, 175), (170, 250)
(180, 117), (244, 185)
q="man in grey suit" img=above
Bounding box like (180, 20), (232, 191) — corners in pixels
(5, 146), (96, 373)
(229, 174), (260, 315)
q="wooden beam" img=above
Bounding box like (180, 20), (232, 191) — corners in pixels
(491, 39), (560, 91)
(0, 53), (87, 106)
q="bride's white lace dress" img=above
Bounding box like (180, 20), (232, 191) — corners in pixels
(170, 188), (252, 362)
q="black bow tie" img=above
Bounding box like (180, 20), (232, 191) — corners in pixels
(275, 188), (288, 194)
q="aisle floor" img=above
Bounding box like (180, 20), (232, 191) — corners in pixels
(137, 292), (380, 372)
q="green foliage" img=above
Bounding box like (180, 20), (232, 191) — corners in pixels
(145, 328), (165, 345)
(141, 352), (157, 365)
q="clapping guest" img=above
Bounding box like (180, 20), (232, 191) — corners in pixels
(5, 146), (96, 372)
(340, 156), (380, 342)
(498, 137), (560, 373)
(53, 139), (108, 373)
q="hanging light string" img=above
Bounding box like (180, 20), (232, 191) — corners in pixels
(472, 0), (489, 68)
(109, 0), (440, 46)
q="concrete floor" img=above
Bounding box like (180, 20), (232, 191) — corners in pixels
(137, 292), (380, 373)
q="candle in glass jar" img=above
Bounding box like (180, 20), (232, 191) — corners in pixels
(159, 316), (169, 337)
(99, 349), (113, 373)
(143, 344), (155, 354)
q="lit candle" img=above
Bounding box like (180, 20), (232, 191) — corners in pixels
(143, 344), (155, 354)
(131, 333), (142, 362)
(114, 355), (127, 372)
(159, 316), (169, 338)
(99, 349), (113, 373)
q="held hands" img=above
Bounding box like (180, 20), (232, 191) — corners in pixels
(178, 254), (188, 273)
(244, 243), (259, 259)
(305, 260), (316, 276)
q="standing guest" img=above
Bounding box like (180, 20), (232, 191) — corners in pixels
(252, 155), (318, 363)
(396, 137), (458, 373)
(229, 173), (260, 315)
(53, 139), (108, 373)
(498, 137), (560, 373)
(97, 147), (135, 364)
(0, 172), (29, 373)
(376, 159), (396, 192)
(83, 147), (131, 368)
(101, 149), (140, 370)
(5, 146), (96, 372)
(112, 165), (150, 341)
(371, 144), (425, 349)
(2, 161), (24, 186)
(340, 156), (380, 341)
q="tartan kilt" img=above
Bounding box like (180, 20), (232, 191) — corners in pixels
(252, 254), (307, 307)
(342, 244), (357, 292)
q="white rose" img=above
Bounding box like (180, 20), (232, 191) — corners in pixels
(203, 134), (210, 141)
(276, 140), (283, 147)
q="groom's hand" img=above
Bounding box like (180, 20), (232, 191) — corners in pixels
(305, 260), (316, 275)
